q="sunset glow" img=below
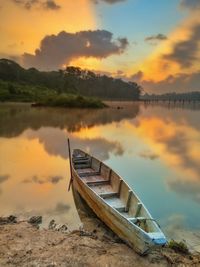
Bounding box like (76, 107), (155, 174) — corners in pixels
(1, 0), (200, 92)
(1, 1), (200, 259)
(0, 1), (96, 56)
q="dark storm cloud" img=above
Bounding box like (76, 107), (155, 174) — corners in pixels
(145, 34), (167, 42)
(92, 0), (126, 4)
(22, 30), (128, 70)
(180, 0), (200, 10)
(11, 0), (60, 10)
(163, 24), (200, 68)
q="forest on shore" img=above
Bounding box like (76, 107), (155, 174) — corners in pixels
(0, 58), (141, 107)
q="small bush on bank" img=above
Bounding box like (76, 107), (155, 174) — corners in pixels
(168, 240), (189, 254)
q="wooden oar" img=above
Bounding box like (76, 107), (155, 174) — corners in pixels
(67, 138), (73, 191)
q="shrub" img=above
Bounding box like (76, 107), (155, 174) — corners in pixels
(168, 240), (189, 254)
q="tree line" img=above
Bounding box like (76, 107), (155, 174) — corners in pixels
(0, 58), (141, 100)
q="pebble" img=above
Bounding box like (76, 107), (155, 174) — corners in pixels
(28, 216), (42, 225)
(48, 219), (68, 233)
(0, 215), (17, 225)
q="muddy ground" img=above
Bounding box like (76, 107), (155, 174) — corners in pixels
(0, 212), (200, 267)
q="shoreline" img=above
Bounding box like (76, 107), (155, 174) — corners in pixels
(1, 215), (200, 267)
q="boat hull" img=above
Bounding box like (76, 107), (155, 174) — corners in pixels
(72, 168), (153, 255)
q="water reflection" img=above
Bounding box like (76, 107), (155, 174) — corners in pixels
(47, 202), (70, 215)
(22, 175), (64, 185)
(0, 174), (10, 184)
(25, 128), (124, 161)
(144, 101), (200, 111)
(0, 103), (140, 137)
(0, 103), (139, 229)
(0, 102), (200, 238)
(132, 113), (200, 205)
(139, 150), (159, 160)
(0, 174), (10, 196)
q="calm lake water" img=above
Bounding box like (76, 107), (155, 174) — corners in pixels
(0, 102), (200, 241)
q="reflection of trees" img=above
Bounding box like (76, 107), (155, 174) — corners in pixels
(0, 104), (140, 138)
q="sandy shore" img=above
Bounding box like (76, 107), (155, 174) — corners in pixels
(0, 213), (200, 267)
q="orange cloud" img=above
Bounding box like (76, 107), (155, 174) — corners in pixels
(0, 0), (96, 57)
(22, 30), (128, 70)
(137, 13), (200, 81)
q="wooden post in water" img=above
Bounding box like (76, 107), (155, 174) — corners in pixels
(67, 138), (73, 191)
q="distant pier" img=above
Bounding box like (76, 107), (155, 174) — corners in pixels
(142, 99), (200, 104)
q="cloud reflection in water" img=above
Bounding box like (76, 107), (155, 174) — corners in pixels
(0, 103), (200, 232)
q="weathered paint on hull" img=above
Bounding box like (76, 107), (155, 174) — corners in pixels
(72, 169), (153, 254)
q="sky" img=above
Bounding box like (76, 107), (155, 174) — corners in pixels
(0, 0), (200, 93)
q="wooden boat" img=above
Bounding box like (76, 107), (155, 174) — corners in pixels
(71, 149), (167, 255)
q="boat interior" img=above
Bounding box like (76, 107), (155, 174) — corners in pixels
(72, 149), (158, 234)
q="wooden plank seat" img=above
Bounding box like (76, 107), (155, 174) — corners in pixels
(104, 195), (131, 213)
(73, 159), (91, 165)
(86, 180), (110, 186)
(74, 164), (91, 169)
(80, 171), (100, 177)
(81, 174), (108, 183)
(89, 183), (116, 196)
(96, 178), (129, 212)
(115, 203), (143, 219)
(76, 167), (95, 176)
(99, 192), (119, 199)
(73, 156), (90, 162)
(104, 196), (125, 209)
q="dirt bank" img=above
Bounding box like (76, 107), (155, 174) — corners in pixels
(0, 214), (200, 267)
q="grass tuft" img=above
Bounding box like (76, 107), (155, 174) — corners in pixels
(168, 240), (189, 254)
